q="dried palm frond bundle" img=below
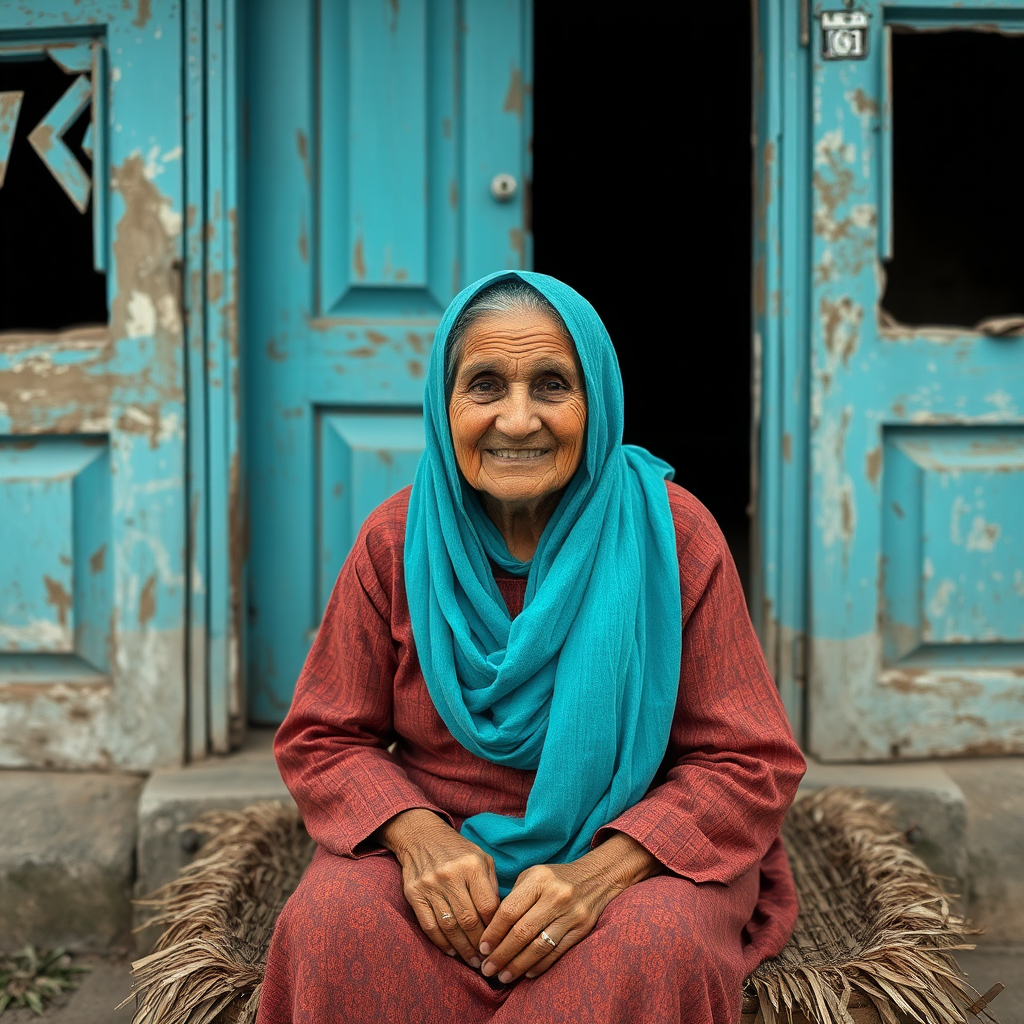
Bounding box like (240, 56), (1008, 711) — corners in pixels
(742, 788), (985, 1024)
(127, 802), (314, 1024)
(126, 790), (987, 1024)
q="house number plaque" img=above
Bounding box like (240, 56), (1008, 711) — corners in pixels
(821, 11), (868, 60)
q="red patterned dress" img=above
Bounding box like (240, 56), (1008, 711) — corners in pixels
(258, 483), (805, 1024)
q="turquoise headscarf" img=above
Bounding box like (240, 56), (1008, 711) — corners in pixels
(405, 270), (682, 894)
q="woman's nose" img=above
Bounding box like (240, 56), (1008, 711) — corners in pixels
(495, 388), (541, 436)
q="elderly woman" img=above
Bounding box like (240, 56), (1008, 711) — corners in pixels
(257, 272), (805, 1024)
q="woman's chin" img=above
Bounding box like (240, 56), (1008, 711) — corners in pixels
(477, 471), (561, 507)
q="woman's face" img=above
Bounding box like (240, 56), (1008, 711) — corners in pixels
(448, 310), (587, 509)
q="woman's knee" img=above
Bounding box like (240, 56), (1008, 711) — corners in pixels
(274, 850), (409, 951)
(598, 875), (745, 974)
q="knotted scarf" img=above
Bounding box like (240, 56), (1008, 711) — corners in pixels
(405, 271), (681, 893)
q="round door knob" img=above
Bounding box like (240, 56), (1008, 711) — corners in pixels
(490, 173), (518, 202)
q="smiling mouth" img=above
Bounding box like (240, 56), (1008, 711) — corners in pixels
(485, 448), (550, 460)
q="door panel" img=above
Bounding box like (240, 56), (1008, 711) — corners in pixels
(808, 1), (1024, 759)
(318, 411), (425, 616)
(246, 0), (531, 720)
(0, 6), (185, 769)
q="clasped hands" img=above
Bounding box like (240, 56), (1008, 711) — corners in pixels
(377, 809), (659, 984)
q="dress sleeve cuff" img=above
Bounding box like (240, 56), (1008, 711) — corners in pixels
(297, 753), (457, 860)
(346, 798), (457, 859)
(591, 801), (732, 883)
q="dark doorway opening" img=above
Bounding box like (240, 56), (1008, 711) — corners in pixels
(882, 31), (1024, 327)
(532, 5), (754, 588)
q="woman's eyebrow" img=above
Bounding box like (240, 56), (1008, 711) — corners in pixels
(529, 359), (576, 378)
(458, 359), (508, 379)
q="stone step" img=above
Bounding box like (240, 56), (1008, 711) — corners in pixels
(0, 771), (142, 952)
(135, 729), (291, 902)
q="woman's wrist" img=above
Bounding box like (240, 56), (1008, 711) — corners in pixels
(375, 808), (451, 861)
(580, 830), (662, 894)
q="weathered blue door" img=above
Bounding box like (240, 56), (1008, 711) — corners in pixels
(807, 1), (1024, 759)
(245, 0), (532, 720)
(0, 3), (186, 768)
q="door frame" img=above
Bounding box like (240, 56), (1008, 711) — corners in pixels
(752, 0), (812, 745)
(183, 0), (246, 760)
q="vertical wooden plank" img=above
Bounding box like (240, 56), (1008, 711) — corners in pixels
(318, 0), (351, 312)
(222, 0), (246, 746)
(753, 0), (810, 742)
(878, 26), (893, 261)
(180, 0), (243, 756)
(777, 0), (811, 743)
(752, 0), (783, 675)
(462, 0), (529, 281)
(426, 0), (460, 302)
(246, 0), (318, 723)
(348, 0), (428, 287)
(205, 0), (236, 753)
(184, 0), (210, 760)
(90, 40), (108, 273)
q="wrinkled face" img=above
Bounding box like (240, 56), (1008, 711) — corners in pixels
(448, 310), (587, 508)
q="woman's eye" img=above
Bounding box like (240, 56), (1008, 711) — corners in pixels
(469, 379), (499, 394)
(539, 379), (569, 393)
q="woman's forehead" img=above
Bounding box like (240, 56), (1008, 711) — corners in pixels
(455, 311), (578, 368)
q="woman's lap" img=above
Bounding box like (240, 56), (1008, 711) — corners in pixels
(256, 847), (766, 1024)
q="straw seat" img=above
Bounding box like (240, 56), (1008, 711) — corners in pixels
(127, 789), (987, 1024)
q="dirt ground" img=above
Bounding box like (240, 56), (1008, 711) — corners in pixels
(2, 947), (1021, 1023)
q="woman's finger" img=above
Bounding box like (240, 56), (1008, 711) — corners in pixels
(518, 923), (588, 979)
(481, 902), (564, 981)
(431, 894), (481, 966)
(465, 869), (501, 935)
(478, 882), (539, 956)
(406, 893), (459, 959)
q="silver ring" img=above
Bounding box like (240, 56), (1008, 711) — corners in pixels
(440, 912), (453, 921)
(540, 930), (557, 948)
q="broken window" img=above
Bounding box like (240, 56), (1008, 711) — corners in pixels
(0, 52), (107, 332)
(881, 31), (1024, 329)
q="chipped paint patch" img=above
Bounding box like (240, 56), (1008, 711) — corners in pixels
(0, 619), (68, 651)
(296, 129), (310, 182)
(845, 87), (879, 118)
(138, 574), (157, 627)
(966, 516), (1001, 553)
(865, 446), (881, 487)
(820, 295), (863, 368)
(502, 67), (524, 116)
(815, 405), (856, 553)
(125, 290), (157, 338)
(43, 575), (73, 627)
(133, 0), (152, 29)
(89, 544), (107, 574)
(353, 236), (366, 280)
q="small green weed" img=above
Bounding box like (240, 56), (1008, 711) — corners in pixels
(0, 947), (89, 1017)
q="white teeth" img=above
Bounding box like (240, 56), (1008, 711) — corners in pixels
(487, 449), (548, 460)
